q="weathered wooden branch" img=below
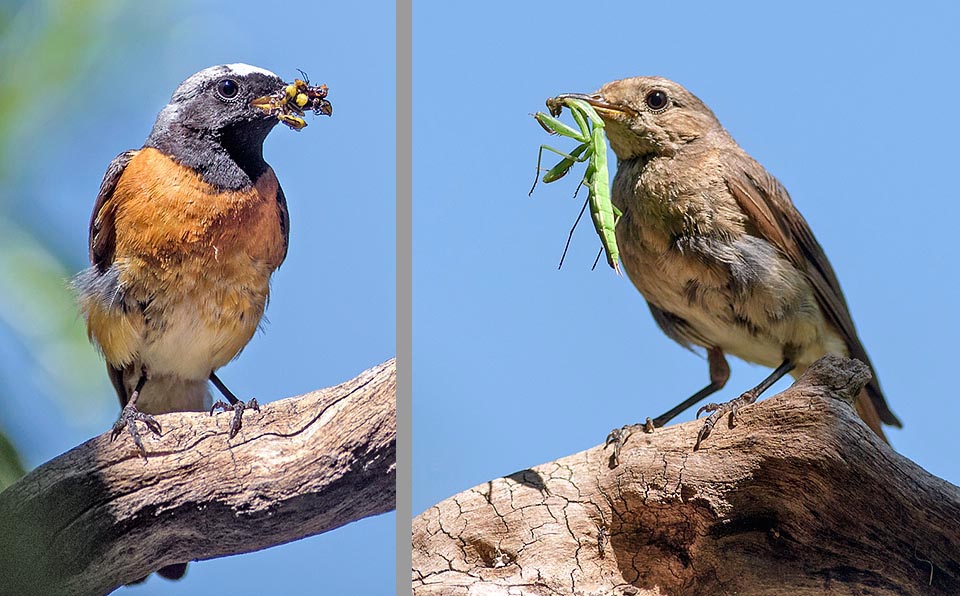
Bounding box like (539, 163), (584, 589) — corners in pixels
(0, 358), (396, 596)
(412, 356), (960, 596)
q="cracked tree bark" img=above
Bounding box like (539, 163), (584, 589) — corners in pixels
(0, 358), (396, 596)
(412, 356), (960, 596)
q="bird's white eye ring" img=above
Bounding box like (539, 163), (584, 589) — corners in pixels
(216, 78), (240, 100)
(645, 89), (669, 112)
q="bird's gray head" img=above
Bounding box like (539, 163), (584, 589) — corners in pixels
(151, 63), (285, 139)
(145, 64), (288, 189)
(558, 77), (723, 161)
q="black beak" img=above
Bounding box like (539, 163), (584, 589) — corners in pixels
(549, 93), (636, 119)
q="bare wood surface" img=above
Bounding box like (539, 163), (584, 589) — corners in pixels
(412, 356), (960, 595)
(0, 358), (396, 596)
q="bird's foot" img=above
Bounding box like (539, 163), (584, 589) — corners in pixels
(210, 397), (260, 438)
(604, 425), (636, 468)
(111, 404), (162, 458)
(604, 416), (664, 467)
(694, 390), (759, 450)
(642, 416), (657, 433)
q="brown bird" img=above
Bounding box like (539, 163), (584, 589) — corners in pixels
(555, 77), (900, 448)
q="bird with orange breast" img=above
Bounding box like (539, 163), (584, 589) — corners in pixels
(74, 63), (331, 472)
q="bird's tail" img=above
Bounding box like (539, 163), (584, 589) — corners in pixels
(128, 562), (188, 584)
(854, 388), (888, 444)
(157, 563), (188, 580)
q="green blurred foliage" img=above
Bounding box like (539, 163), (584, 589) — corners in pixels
(0, 0), (128, 485)
(0, 432), (25, 491)
(0, 0), (125, 179)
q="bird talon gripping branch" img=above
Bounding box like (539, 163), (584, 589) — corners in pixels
(111, 404), (161, 457)
(210, 397), (260, 439)
(604, 425), (631, 466)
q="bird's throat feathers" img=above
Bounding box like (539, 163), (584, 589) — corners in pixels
(146, 106), (275, 190)
(612, 141), (746, 242)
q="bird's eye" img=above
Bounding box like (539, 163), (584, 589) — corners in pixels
(216, 78), (240, 99)
(645, 89), (669, 111)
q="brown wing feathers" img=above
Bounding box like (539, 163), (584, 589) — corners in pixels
(727, 163), (901, 428)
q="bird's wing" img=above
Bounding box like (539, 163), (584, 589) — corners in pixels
(88, 150), (138, 270)
(86, 150), (139, 407)
(274, 180), (291, 267)
(725, 160), (901, 427)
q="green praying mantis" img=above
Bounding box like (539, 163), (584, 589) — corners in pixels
(529, 96), (622, 275)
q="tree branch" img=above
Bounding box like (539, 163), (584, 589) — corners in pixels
(412, 356), (960, 595)
(0, 358), (396, 596)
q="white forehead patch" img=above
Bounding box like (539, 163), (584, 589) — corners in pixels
(224, 63), (278, 78)
(170, 64), (281, 103)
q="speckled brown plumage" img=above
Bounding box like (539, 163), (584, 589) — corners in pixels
(561, 76), (899, 442)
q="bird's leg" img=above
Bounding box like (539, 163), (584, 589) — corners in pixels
(646, 347), (730, 431)
(111, 368), (161, 457)
(605, 348), (729, 467)
(694, 358), (796, 450)
(209, 372), (260, 438)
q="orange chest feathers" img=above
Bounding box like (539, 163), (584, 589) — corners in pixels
(83, 148), (289, 374)
(110, 147), (287, 274)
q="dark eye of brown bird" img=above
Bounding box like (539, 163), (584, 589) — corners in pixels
(645, 89), (668, 111)
(216, 78), (239, 99)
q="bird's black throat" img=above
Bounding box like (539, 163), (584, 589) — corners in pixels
(145, 117), (277, 191)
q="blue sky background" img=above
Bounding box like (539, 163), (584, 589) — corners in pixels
(0, 1), (395, 594)
(413, 2), (960, 515)
(6, 1), (960, 592)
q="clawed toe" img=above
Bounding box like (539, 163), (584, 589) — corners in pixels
(210, 397), (260, 438)
(695, 402), (721, 419)
(604, 425), (632, 467)
(642, 417), (656, 433)
(693, 392), (755, 450)
(694, 414), (717, 450)
(111, 404), (161, 458)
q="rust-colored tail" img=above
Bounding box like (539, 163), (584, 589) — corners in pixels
(854, 388), (888, 443)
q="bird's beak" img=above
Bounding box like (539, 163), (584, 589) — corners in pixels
(549, 93), (635, 120)
(250, 95), (277, 112)
(251, 79), (333, 130)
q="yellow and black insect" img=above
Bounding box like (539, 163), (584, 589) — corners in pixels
(252, 71), (332, 130)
